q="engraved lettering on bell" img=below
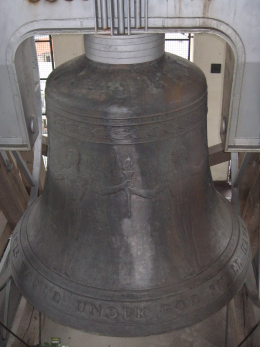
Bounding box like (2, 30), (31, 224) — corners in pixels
(11, 34), (251, 337)
(43, 285), (48, 299)
(176, 300), (186, 310)
(241, 239), (249, 255)
(77, 301), (86, 313)
(161, 304), (172, 314)
(90, 304), (102, 317)
(108, 307), (118, 319)
(12, 237), (19, 258)
(124, 308), (131, 320)
(191, 294), (200, 306)
(231, 259), (243, 275)
(136, 309), (145, 319)
(52, 291), (61, 303)
(32, 279), (39, 291)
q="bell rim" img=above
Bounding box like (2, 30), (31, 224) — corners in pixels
(13, 194), (243, 296)
(11, 241), (250, 337)
(11, 195), (251, 336)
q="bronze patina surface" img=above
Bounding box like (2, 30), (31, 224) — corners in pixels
(11, 52), (251, 336)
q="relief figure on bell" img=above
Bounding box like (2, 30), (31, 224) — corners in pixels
(167, 146), (206, 275)
(50, 148), (132, 276)
(128, 145), (206, 276)
(50, 148), (88, 277)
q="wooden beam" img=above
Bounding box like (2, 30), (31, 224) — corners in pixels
(38, 157), (46, 195)
(241, 173), (259, 257)
(0, 211), (12, 257)
(214, 181), (231, 200)
(19, 150), (34, 193)
(42, 135), (48, 156)
(0, 152), (29, 229)
(238, 153), (260, 258)
(209, 143), (231, 167)
(20, 150), (46, 195)
(239, 153), (259, 216)
(233, 286), (260, 346)
(6, 298), (41, 347)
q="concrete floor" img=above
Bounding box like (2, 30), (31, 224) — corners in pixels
(8, 288), (260, 347)
(41, 305), (234, 347)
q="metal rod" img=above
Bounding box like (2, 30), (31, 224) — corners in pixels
(236, 320), (260, 347)
(101, 0), (108, 29)
(127, 0), (130, 35)
(188, 34), (191, 61)
(135, 0), (141, 28)
(117, 0), (125, 34)
(49, 35), (55, 70)
(34, 40), (51, 43)
(0, 321), (30, 347)
(110, 0), (114, 35)
(233, 152), (252, 188)
(145, 0), (148, 31)
(12, 151), (35, 187)
(93, 0), (98, 33)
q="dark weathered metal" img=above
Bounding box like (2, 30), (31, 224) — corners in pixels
(11, 36), (251, 337)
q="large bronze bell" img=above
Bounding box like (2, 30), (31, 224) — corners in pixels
(11, 34), (251, 337)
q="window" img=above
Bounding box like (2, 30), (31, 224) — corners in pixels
(35, 35), (54, 135)
(165, 33), (191, 60)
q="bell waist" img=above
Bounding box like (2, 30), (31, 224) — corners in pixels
(47, 93), (207, 145)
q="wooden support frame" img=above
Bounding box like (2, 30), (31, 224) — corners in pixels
(209, 143), (231, 167)
(239, 153), (260, 258)
(0, 211), (12, 258)
(0, 152), (29, 229)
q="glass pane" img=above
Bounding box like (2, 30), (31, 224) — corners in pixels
(35, 35), (50, 41)
(42, 116), (48, 135)
(35, 41), (53, 78)
(42, 155), (48, 169)
(165, 40), (189, 60)
(40, 80), (46, 115)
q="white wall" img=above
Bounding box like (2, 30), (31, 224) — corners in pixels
(193, 34), (229, 181)
(52, 34), (84, 68)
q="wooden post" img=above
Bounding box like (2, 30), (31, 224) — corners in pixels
(0, 210), (12, 257)
(239, 153), (260, 257)
(0, 152), (29, 229)
(20, 150), (46, 195)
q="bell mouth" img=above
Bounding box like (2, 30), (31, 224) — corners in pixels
(11, 195), (251, 337)
(84, 33), (165, 64)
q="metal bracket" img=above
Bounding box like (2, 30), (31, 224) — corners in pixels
(12, 151), (35, 187)
(0, 0), (260, 150)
